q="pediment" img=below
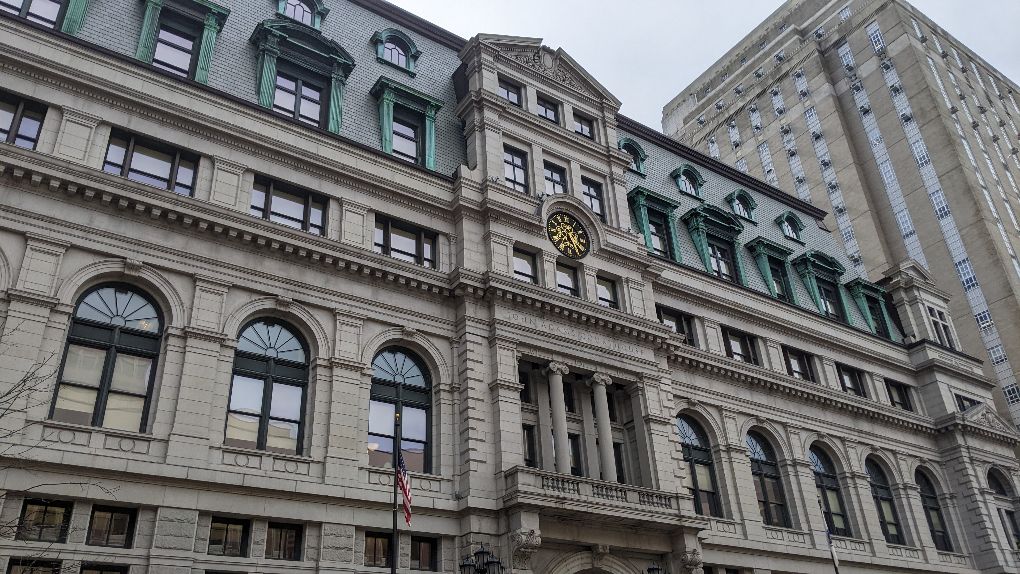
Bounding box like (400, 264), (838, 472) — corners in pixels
(477, 34), (621, 106)
(962, 402), (1018, 436)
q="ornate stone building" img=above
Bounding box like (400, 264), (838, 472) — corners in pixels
(0, 1), (1018, 574)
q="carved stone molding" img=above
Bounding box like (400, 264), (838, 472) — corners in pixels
(678, 548), (703, 573)
(545, 361), (569, 376)
(510, 528), (541, 570)
(590, 373), (612, 387)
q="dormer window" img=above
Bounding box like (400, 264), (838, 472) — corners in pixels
(372, 29), (421, 76)
(792, 251), (850, 323)
(284, 0), (313, 25)
(372, 77), (443, 170)
(618, 137), (647, 176)
(671, 165), (705, 199)
(725, 189), (757, 222)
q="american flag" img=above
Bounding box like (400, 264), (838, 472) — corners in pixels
(397, 453), (413, 527)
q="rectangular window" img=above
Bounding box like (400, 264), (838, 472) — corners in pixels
(512, 248), (538, 283)
(836, 364), (867, 397)
(613, 442), (626, 484)
(1001, 509), (1020, 550)
(519, 367), (533, 404)
(839, 6), (852, 21)
(503, 146), (529, 193)
(927, 306), (956, 349)
(87, 506), (135, 548)
(7, 561), (61, 574)
(265, 522), (302, 561)
(17, 499), (73, 543)
(581, 178), (604, 222)
(816, 279), (845, 321)
(250, 177), (325, 235)
(568, 433), (584, 477)
(596, 276), (619, 309)
(152, 19), (199, 78)
(364, 532), (392, 568)
(410, 537), (438, 571)
(0, 91), (46, 149)
(562, 379), (576, 414)
(544, 162), (567, 195)
(866, 22), (885, 52)
(103, 130), (198, 196)
(657, 306), (697, 347)
(573, 114), (594, 139)
(722, 327), (758, 365)
(708, 237), (737, 282)
(555, 262), (579, 297)
(886, 379), (913, 411)
(208, 517), (249, 557)
(374, 216), (437, 268)
(273, 71), (323, 127)
(498, 79), (522, 106)
(522, 424), (538, 468)
(0, 0), (63, 27)
(955, 394), (980, 412)
(392, 116), (421, 163)
(866, 296), (891, 338)
(647, 211), (670, 258)
(782, 347), (816, 382)
(768, 258), (791, 302)
(537, 97), (559, 123)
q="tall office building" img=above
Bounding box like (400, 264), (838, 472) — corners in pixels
(663, 0), (1020, 424)
(2, 0), (1020, 573)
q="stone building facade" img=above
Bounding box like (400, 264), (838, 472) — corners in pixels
(661, 0), (1020, 425)
(1, 1), (1019, 574)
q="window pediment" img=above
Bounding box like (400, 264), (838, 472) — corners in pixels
(681, 204), (744, 241)
(251, 19), (355, 78)
(746, 237), (793, 260)
(791, 250), (845, 282)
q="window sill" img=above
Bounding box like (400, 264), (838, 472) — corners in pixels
(220, 444), (315, 463)
(43, 419), (154, 440)
(376, 56), (416, 78)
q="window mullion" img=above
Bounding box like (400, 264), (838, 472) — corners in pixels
(122, 137), (137, 178)
(169, 150), (181, 192)
(93, 343), (118, 427)
(258, 365), (274, 449)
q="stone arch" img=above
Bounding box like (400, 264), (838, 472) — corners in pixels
(544, 551), (644, 574)
(675, 405), (723, 447)
(802, 434), (850, 472)
(0, 245), (11, 293)
(55, 258), (186, 329)
(739, 418), (792, 462)
(861, 448), (902, 484)
(222, 296), (332, 360)
(360, 327), (452, 391)
(914, 463), (952, 495)
(988, 465), (1017, 496)
(541, 194), (609, 255)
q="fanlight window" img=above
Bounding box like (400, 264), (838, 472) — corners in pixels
(51, 285), (163, 433)
(675, 415), (721, 517)
(678, 173), (699, 196)
(383, 41), (407, 68)
(284, 0), (313, 25)
(368, 348), (432, 473)
(226, 320), (309, 455)
(733, 198), (751, 218)
(746, 432), (788, 527)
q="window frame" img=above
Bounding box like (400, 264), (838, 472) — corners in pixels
(657, 305), (698, 347)
(498, 78), (522, 107)
(151, 15), (201, 79)
(86, 505), (137, 548)
(555, 262), (580, 297)
(0, 91), (47, 149)
(816, 278), (846, 322)
(536, 96), (559, 124)
(272, 67), (327, 129)
(374, 215), (438, 269)
(207, 516), (251, 557)
(646, 210), (672, 259)
(391, 112), (422, 164)
(265, 522), (303, 561)
(410, 536), (438, 571)
(0, 0), (67, 28)
(573, 113), (594, 139)
(885, 379), (913, 411)
(368, 347), (433, 474)
(722, 327), (758, 365)
(866, 459), (904, 545)
(543, 161), (568, 195)
(675, 415), (722, 517)
(768, 256), (793, 302)
(581, 177), (605, 222)
(364, 531), (392, 568)
(568, 432), (584, 477)
(835, 363), (867, 398)
(917, 471), (953, 552)
(927, 306), (956, 349)
(16, 498), (74, 543)
(707, 235), (738, 283)
(747, 432), (789, 528)
(503, 145), (529, 194)
(595, 275), (619, 310)
(7, 561), (62, 574)
(811, 447), (852, 537)
(512, 248), (538, 284)
(102, 130), (198, 196)
(522, 424), (538, 468)
(955, 393), (980, 412)
(250, 176), (326, 235)
(49, 284), (163, 433)
(782, 346), (816, 382)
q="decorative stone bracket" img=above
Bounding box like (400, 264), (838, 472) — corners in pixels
(510, 528), (541, 571)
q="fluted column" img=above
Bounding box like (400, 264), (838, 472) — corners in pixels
(545, 362), (571, 475)
(590, 374), (617, 482)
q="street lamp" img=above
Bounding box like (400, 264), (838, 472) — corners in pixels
(460, 543), (505, 574)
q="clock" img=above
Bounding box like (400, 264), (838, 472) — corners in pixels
(546, 211), (590, 259)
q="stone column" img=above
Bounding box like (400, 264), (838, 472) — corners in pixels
(589, 374), (617, 482)
(545, 362), (570, 474)
(194, 11), (221, 85)
(134, 0), (164, 62)
(327, 65), (347, 134)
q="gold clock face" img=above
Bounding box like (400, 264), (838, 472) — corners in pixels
(546, 212), (590, 259)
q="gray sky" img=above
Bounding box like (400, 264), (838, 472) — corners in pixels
(387, 0), (1020, 129)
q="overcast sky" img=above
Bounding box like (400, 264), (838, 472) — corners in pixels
(387, 0), (1020, 129)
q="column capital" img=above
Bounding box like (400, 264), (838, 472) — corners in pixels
(589, 373), (612, 387)
(545, 361), (569, 376)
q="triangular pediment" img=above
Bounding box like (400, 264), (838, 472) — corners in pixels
(961, 402), (1018, 436)
(883, 259), (934, 284)
(476, 34), (621, 106)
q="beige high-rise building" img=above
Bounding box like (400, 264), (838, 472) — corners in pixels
(3, 0), (1020, 573)
(663, 0), (1020, 424)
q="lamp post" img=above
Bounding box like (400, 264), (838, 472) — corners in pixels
(460, 543), (506, 574)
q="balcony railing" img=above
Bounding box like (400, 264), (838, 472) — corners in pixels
(503, 466), (685, 525)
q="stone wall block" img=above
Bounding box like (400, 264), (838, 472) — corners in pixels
(153, 507), (199, 550)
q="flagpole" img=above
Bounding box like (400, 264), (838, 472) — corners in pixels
(818, 499), (839, 574)
(392, 381), (402, 574)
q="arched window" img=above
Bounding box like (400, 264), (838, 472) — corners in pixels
(371, 29), (421, 76)
(989, 468), (1014, 497)
(676, 415), (722, 517)
(618, 138), (647, 175)
(226, 320), (308, 455)
(51, 285), (162, 433)
(368, 347), (431, 473)
(672, 165), (704, 198)
(746, 432), (788, 527)
(810, 446), (851, 536)
(383, 40), (408, 68)
(732, 198), (750, 218)
(284, 0), (313, 25)
(678, 174), (699, 196)
(866, 457), (904, 545)
(775, 211), (805, 242)
(917, 469), (953, 551)
(726, 190), (757, 221)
